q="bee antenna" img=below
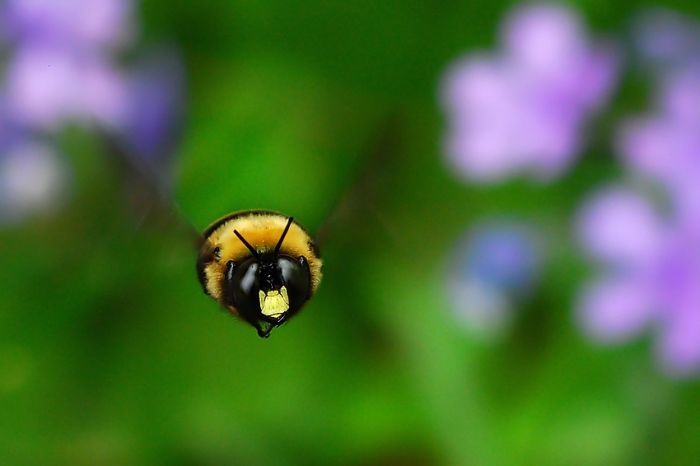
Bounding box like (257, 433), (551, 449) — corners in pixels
(233, 230), (259, 259)
(274, 217), (294, 256)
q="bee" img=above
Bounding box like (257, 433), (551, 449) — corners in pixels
(109, 113), (399, 339)
(196, 210), (322, 338)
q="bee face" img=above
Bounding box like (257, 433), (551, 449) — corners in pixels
(197, 210), (322, 337)
(225, 254), (311, 336)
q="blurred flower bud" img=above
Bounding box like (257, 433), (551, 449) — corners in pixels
(0, 141), (67, 224)
(446, 221), (543, 340)
(630, 8), (700, 71)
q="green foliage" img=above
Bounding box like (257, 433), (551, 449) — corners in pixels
(2, 1), (700, 465)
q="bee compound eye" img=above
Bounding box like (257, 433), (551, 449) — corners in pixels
(277, 256), (311, 305)
(223, 256), (311, 336)
(225, 259), (262, 320)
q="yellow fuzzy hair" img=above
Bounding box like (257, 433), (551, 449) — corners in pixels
(201, 212), (322, 303)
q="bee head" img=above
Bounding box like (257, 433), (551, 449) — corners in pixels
(225, 218), (312, 337)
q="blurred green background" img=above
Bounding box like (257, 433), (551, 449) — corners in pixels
(3, 1), (700, 465)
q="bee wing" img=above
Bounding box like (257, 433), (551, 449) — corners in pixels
(313, 111), (407, 253)
(101, 134), (203, 248)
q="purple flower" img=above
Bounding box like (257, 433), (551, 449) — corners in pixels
(0, 0), (186, 227)
(618, 67), (700, 232)
(440, 3), (617, 182)
(0, 0), (133, 131)
(4, 44), (127, 130)
(577, 186), (700, 376)
(446, 221), (542, 339)
(619, 10), (700, 234)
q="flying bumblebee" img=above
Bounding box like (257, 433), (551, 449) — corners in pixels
(196, 211), (322, 338)
(112, 114), (398, 338)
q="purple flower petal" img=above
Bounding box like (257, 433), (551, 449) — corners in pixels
(4, 0), (134, 50)
(673, 181), (700, 233)
(442, 57), (527, 181)
(660, 67), (700, 122)
(656, 304), (700, 376)
(503, 3), (586, 74)
(652, 234), (700, 315)
(440, 3), (618, 183)
(577, 187), (666, 266)
(5, 45), (80, 129)
(5, 45), (128, 130)
(618, 117), (679, 179)
(577, 275), (655, 343)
